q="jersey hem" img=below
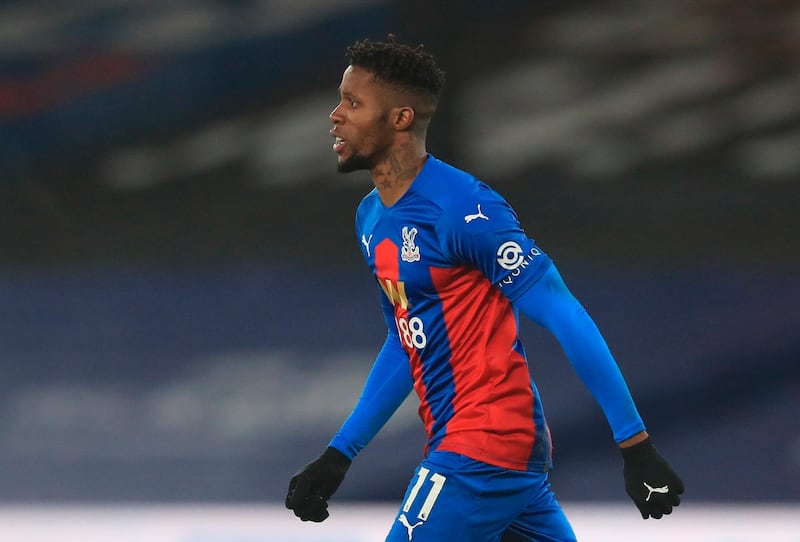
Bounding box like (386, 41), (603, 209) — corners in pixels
(433, 442), (552, 473)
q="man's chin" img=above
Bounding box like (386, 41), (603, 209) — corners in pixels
(337, 154), (371, 174)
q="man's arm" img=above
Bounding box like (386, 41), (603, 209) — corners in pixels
(513, 262), (684, 519)
(286, 296), (413, 522)
(329, 331), (414, 458)
(514, 263), (645, 442)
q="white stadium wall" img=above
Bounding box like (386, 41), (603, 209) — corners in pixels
(1, 504), (797, 542)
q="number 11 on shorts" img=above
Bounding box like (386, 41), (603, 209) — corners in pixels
(402, 467), (447, 521)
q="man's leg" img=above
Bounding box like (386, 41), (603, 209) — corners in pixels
(502, 475), (577, 542)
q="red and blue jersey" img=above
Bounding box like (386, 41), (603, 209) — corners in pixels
(353, 156), (553, 472)
(330, 155), (645, 473)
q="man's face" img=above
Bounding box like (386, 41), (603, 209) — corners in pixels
(329, 65), (395, 173)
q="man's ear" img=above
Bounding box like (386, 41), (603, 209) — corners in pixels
(393, 106), (416, 131)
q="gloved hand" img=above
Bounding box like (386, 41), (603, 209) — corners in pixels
(621, 437), (684, 519)
(286, 446), (352, 522)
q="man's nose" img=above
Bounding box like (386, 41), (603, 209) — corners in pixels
(329, 104), (343, 123)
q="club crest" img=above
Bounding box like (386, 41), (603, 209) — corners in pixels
(401, 226), (421, 263)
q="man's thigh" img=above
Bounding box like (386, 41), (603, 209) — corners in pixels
(501, 484), (577, 542)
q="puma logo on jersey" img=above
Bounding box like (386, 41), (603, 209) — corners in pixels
(643, 482), (670, 501)
(398, 513), (424, 540)
(361, 233), (373, 256)
(464, 204), (489, 223)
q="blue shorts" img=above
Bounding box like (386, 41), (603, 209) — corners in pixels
(385, 451), (577, 542)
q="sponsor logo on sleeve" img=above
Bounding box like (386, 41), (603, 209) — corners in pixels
(496, 242), (542, 288)
(496, 241), (525, 270)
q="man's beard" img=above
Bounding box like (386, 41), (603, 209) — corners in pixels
(337, 152), (373, 174)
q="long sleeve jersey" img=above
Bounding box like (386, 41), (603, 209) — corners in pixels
(330, 156), (644, 472)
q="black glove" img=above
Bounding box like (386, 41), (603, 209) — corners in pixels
(286, 446), (351, 522)
(621, 437), (684, 519)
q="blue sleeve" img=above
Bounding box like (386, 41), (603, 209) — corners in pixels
(515, 263), (645, 442)
(441, 184), (552, 300)
(329, 290), (414, 459)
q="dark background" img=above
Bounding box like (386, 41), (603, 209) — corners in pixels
(0, 0), (798, 505)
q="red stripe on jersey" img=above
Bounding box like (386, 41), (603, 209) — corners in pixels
(374, 239), (435, 441)
(429, 266), (537, 471)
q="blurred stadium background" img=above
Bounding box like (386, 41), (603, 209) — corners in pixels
(0, 0), (798, 539)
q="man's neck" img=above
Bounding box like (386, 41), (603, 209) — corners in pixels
(370, 142), (427, 207)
